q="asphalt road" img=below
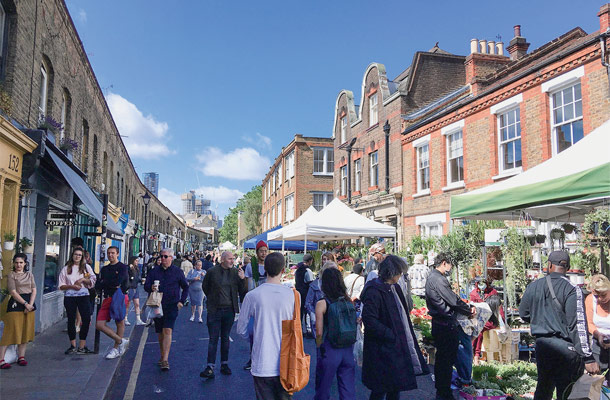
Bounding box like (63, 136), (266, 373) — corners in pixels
(106, 305), (436, 400)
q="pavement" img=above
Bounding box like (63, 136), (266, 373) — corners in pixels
(105, 306), (438, 400)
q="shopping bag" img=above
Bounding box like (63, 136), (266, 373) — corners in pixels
(497, 315), (510, 343)
(4, 344), (17, 364)
(146, 291), (163, 307)
(110, 288), (126, 321)
(280, 288), (310, 394)
(353, 322), (364, 367)
(145, 305), (164, 320)
(567, 374), (605, 400)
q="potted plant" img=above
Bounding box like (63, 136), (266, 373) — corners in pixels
(59, 137), (79, 155)
(536, 234), (547, 244)
(550, 228), (565, 241)
(3, 231), (15, 251)
(20, 237), (33, 254)
(562, 223), (577, 234)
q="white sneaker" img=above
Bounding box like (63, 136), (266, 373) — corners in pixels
(106, 348), (120, 359)
(136, 317), (146, 326)
(198, 318), (203, 323)
(124, 319), (131, 326)
(118, 338), (129, 355)
(189, 316), (195, 322)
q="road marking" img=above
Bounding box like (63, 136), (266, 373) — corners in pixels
(197, 337), (210, 341)
(145, 340), (176, 345)
(123, 327), (148, 400)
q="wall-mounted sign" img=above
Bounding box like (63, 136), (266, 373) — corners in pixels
(44, 219), (75, 227)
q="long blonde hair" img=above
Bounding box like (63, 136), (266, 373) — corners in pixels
(589, 274), (610, 293)
(66, 247), (87, 275)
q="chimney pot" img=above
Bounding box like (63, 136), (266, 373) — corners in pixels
(496, 42), (504, 56)
(480, 39), (488, 54)
(514, 25), (521, 37)
(488, 41), (496, 55)
(470, 38), (478, 54)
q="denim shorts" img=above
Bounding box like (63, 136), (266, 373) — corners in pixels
(153, 302), (179, 333)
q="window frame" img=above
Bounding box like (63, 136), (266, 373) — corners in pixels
(340, 166), (347, 196)
(497, 106), (523, 173)
(278, 160), (282, 186)
(340, 116), (347, 143)
(313, 147), (334, 176)
(285, 194), (295, 222)
(369, 93), (378, 127)
(271, 206), (275, 227)
(444, 129), (464, 187)
(39, 64), (48, 122)
(312, 192), (332, 211)
(549, 82), (583, 156)
(277, 200), (282, 224)
(286, 151), (295, 179)
(369, 151), (378, 187)
(416, 143), (430, 193)
(354, 159), (361, 192)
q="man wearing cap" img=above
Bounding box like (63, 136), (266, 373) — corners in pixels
(519, 250), (599, 400)
(245, 241), (269, 291)
(365, 243), (386, 282)
(295, 254), (315, 338)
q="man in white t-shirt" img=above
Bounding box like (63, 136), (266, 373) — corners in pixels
(237, 252), (295, 399)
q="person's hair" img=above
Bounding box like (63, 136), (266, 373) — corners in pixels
(155, 256), (162, 264)
(161, 248), (174, 256)
(128, 256), (139, 268)
(12, 253), (29, 271)
(221, 251), (233, 262)
(352, 263), (364, 275)
(589, 274), (610, 293)
(484, 294), (501, 326)
(71, 237), (84, 248)
(434, 252), (452, 268)
(414, 254), (425, 264)
(205, 254), (212, 261)
(66, 246), (87, 275)
(108, 246), (119, 254)
(321, 267), (349, 301)
(264, 252), (285, 277)
(379, 255), (406, 282)
(195, 260), (202, 267)
(321, 252), (336, 263)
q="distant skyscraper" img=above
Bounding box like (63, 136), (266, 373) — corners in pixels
(181, 190), (213, 215)
(143, 172), (159, 196)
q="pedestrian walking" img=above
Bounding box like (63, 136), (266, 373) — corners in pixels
(305, 262), (337, 337)
(344, 261), (365, 301)
(365, 244), (386, 283)
(0, 253), (36, 369)
(245, 241), (269, 290)
(187, 260), (206, 323)
(586, 274), (610, 377)
(95, 246), (130, 360)
(237, 252), (295, 400)
(295, 254), (315, 337)
(125, 256), (145, 326)
(202, 254), (214, 272)
(519, 251), (599, 400)
(144, 248), (188, 371)
(408, 254), (429, 298)
(425, 252), (475, 400)
(361, 255), (429, 400)
(181, 255), (194, 277)
(200, 251), (247, 379)
(314, 267), (357, 400)
(59, 247), (96, 355)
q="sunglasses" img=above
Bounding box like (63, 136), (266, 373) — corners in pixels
(161, 255), (172, 259)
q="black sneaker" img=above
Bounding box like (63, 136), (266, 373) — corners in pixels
(200, 366), (215, 379)
(243, 360), (251, 370)
(220, 364), (232, 375)
(77, 347), (94, 354)
(64, 346), (77, 355)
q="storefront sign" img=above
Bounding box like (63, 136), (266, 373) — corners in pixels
(44, 219), (75, 227)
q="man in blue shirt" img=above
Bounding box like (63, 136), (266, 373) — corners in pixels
(144, 247), (188, 371)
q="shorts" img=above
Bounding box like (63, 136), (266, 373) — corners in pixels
(128, 287), (140, 301)
(153, 302), (179, 333)
(97, 295), (129, 322)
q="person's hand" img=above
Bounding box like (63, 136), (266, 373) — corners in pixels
(177, 302), (184, 311)
(24, 303), (34, 313)
(238, 267), (245, 280)
(585, 361), (600, 375)
(72, 284), (82, 290)
(469, 306), (477, 319)
(601, 337), (610, 350)
(152, 284), (158, 292)
(195, 276), (201, 281)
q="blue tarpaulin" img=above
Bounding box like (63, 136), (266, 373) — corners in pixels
(243, 226), (318, 251)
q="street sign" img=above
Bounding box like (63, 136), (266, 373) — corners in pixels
(44, 219), (75, 227)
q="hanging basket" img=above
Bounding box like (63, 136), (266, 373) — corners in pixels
(3, 241), (15, 251)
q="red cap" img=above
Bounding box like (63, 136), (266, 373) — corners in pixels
(256, 240), (268, 251)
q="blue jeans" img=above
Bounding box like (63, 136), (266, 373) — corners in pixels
(455, 327), (473, 385)
(314, 340), (356, 400)
(206, 308), (235, 365)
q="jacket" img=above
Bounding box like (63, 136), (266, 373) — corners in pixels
(519, 272), (593, 362)
(144, 264), (189, 305)
(95, 262), (129, 298)
(425, 269), (472, 322)
(295, 262), (313, 303)
(202, 265), (248, 314)
(128, 267), (141, 290)
(360, 278), (429, 392)
(305, 279), (323, 315)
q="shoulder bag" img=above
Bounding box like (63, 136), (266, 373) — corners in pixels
(280, 288), (311, 394)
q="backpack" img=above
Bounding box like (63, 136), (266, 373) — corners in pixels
(325, 297), (357, 348)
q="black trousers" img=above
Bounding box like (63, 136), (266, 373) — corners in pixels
(206, 308), (235, 365)
(369, 391), (399, 400)
(534, 337), (584, 400)
(64, 295), (91, 341)
(432, 320), (460, 399)
(253, 376), (291, 400)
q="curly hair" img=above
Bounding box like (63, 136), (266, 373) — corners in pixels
(321, 267), (349, 301)
(378, 255), (406, 282)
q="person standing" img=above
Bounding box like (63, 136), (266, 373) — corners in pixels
(95, 246), (130, 360)
(305, 262), (338, 336)
(365, 244), (386, 283)
(519, 251), (599, 400)
(0, 254), (37, 369)
(295, 254), (315, 337)
(236, 252), (294, 400)
(344, 261), (365, 301)
(586, 274), (610, 377)
(408, 254), (429, 298)
(425, 253), (475, 400)
(187, 260), (206, 323)
(470, 277), (504, 365)
(200, 251), (247, 379)
(59, 247), (96, 354)
(144, 248), (188, 371)
(181, 255), (194, 277)
(202, 254), (214, 272)
(125, 256), (146, 326)
(245, 241), (269, 290)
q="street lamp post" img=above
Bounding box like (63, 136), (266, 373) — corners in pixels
(166, 217), (170, 247)
(142, 192), (151, 256)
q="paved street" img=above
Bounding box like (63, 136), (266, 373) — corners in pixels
(106, 306), (436, 400)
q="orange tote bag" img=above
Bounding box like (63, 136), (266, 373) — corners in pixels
(279, 288), (311, 393)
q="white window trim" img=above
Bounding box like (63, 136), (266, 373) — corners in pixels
(415, 213), (446, 225)
(490, 93), (523, 115)
(369, 93), (378, 127)
(442, 181), (465, 192)
(277, 201), (282, 224)
(413, 135), (431, 195)
(497, 106), (523, 174)
(313, 147), (334, 176)
(354, 159), (361, 192)
(492, 167), (522, 181)
(412, 134), (430, 148)
(369, 151), (379, 187)
(412, 189), (430, 199)
(441, 119), (464, 136)
(39, 65), (48, 120)
(541, 66), (584, 93)
(271, 206), (275, 227)
(312, 192), (332, 211)
(278, 161), (282, 186)
(444, 129), (464, 186)
(340, 117), (347, 144)
(340, 166), (347, 196)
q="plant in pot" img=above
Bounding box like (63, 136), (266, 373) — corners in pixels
(3, 231), (15, 251)
(550, 228), (565, 241)
(536, 234), (547, 244)
(562, 223), (577, 234)
(59, 137), (79, 153)
(19, 237), (33, 254)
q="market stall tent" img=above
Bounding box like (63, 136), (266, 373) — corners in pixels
(243, 225), (318, 251)
(267, 206), (319, 241)
(279, 198), (396, 241)
(450, 118), (610, 222)
(219, 241), (237, 251)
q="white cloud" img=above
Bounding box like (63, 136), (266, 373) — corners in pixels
(197, 147), (270, 180)
(158, 188), (182, 214)
(106, 92), (174, 159)
(77, 9), (87, 23)
(241, 132), (272, 150)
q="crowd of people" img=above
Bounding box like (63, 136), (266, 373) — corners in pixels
(0, 239), (608, 400)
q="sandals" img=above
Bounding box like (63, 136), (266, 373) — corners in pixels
(0, 359), (11, 369)
(17, 357), (27, 366)
(160, 360), (169, 371)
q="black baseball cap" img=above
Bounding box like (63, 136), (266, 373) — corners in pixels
(548, 251), (570, 268)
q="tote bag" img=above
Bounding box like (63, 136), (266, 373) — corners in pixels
(110, 288), (126, 321)
(279, 288), (310, 394)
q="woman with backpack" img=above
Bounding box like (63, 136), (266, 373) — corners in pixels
(314, 267), (357, 400)
(360, 255), (429, 400)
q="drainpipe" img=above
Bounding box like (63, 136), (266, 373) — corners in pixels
(383, 120), (390, 193)
(600, 28), (610, 94)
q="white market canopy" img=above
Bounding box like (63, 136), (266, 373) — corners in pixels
(279, 198), (396, 241)
(450, 118), (610, 222)
(267, 205), (319, 241)
(219, 241), (237, 251)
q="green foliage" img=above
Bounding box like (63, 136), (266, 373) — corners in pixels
(401, 235), (438, 264)
(218, 185), (262, 245)
(500, 227), (532, 309)
(3, 231), (15, 242)
(411, 295), (426, 309)
(582, 207), (610, 238)
(472, 361), (537, 396)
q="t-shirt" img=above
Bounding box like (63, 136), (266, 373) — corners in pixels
(236, 283), (295, 377)
(58, 264), (95, 296)
(7, 271), (36, 294)
(245, 261), (267, 289)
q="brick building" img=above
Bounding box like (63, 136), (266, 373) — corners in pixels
(332, 47), (467, 248)
(400, 5), (610, 239)
(262, 134), (334, 232)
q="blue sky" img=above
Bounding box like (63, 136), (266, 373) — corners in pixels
(65, 0), (600, 219)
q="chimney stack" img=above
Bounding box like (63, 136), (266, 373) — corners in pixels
(465, 36), (511, 95)
(507, 25), (530, 60)
(599, 3), (610, 32)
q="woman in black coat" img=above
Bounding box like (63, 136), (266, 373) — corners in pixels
(361, 255), (429, 400)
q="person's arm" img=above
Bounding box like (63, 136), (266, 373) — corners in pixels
(236, 295), (252, 339)
(361, 290), (395, 342)
(585, 294), (598, 337)
(305, 286), (315, 315)
(315, 299), (327, 347)
(186, 270), (195, 283)
(179, 270), (189, 305)
(120, 266), (130, 293)
(202, 269), (211, 296)
(58, 267), (77, 291)
(7, 274), (30, 307)
(518, 284), (532, 323)
(143, 269), (153, 293)
(95, 267), (104, 291)
(87, 265), (97, 288)
(565, 286), (595, 362)
(237, 269), (248, 298)
(437, 278), (472, 316)
(304, 269), (314, 283)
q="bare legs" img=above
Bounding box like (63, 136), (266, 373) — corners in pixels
(96, 320), (125, 348)
(157, 328), (172, 362)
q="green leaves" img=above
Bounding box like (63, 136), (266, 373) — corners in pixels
(218, 185), (262, 244)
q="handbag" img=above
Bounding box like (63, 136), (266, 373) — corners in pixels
(146, 291), (163, 307)
(7, 293), (36, 313)
(109, 288), (126, 321)
(279, 288), (311, 394)
(567, 373), (604, 400)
